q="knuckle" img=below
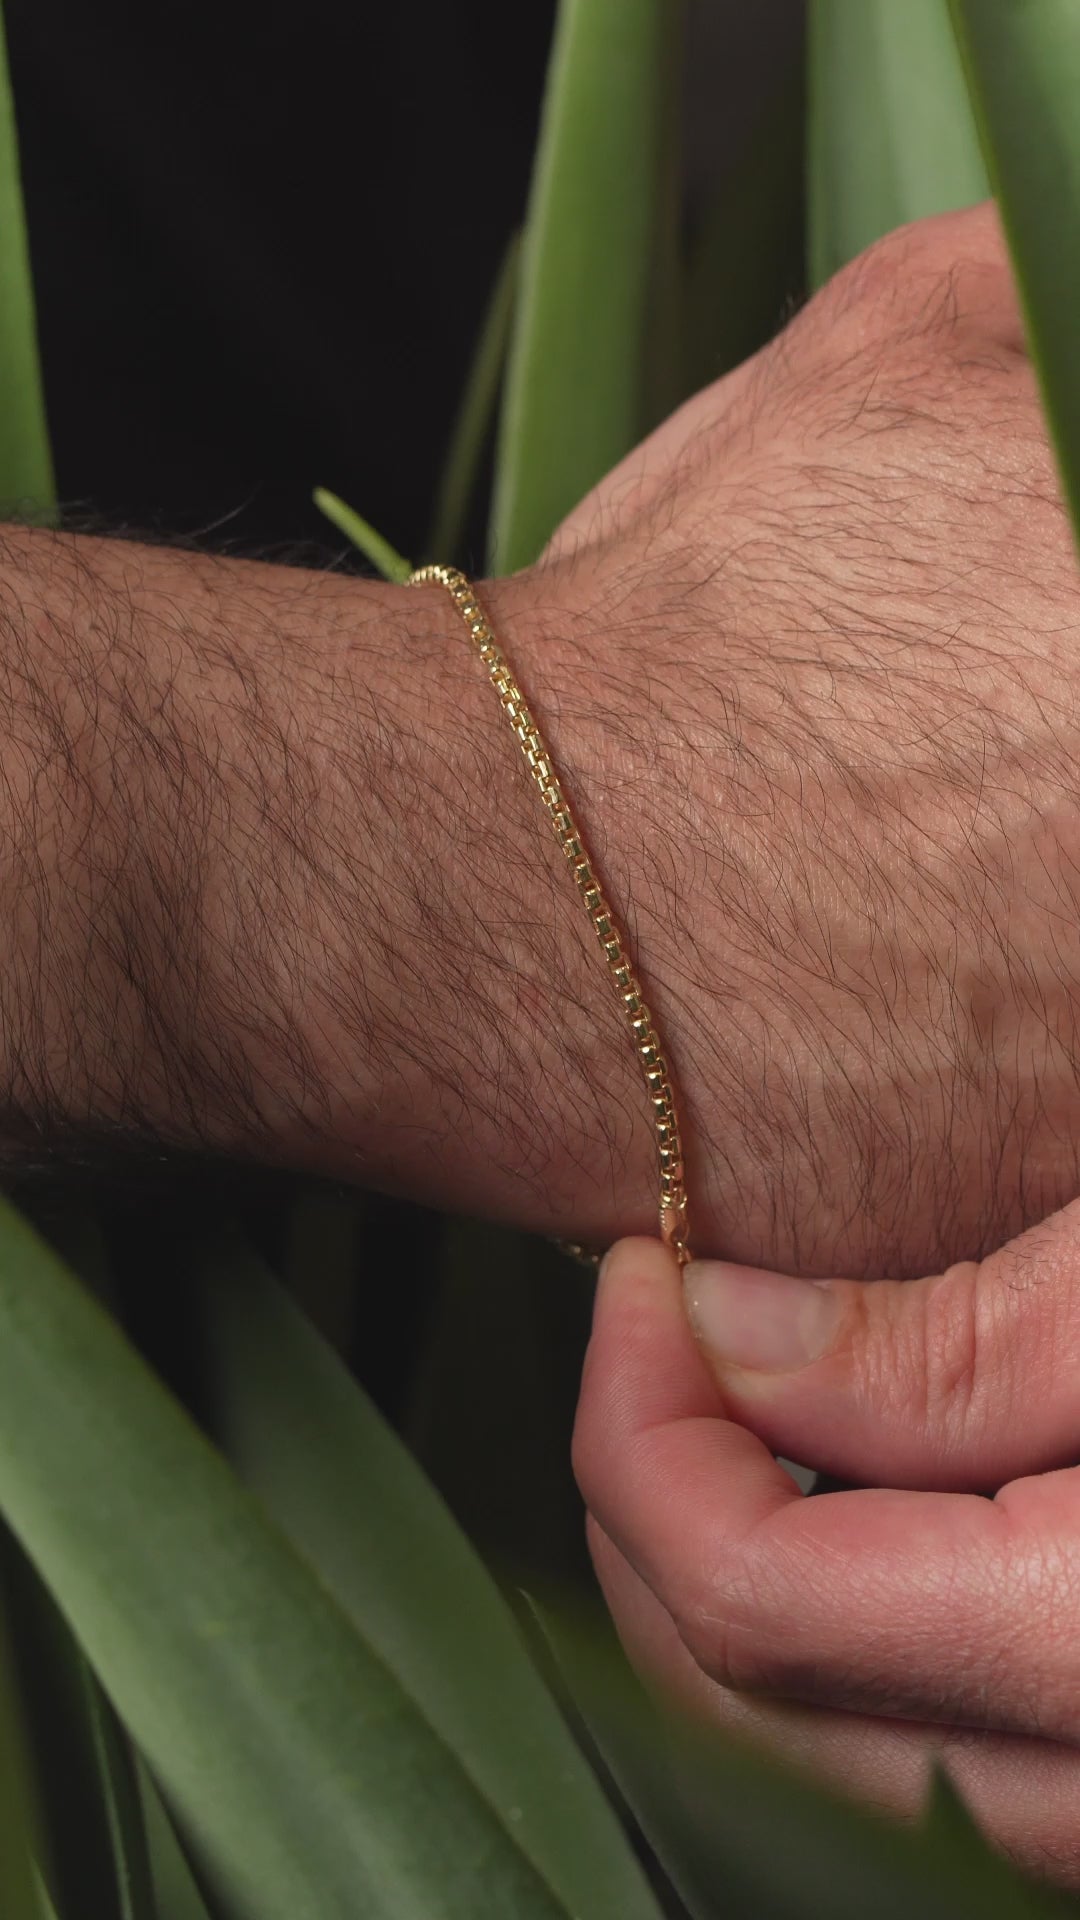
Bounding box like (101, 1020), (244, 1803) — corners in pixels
(999, 1505), (1080, 1740)
(831, 222), (939, 325)
(924, 1260), (986, 1434)
(675, 1534), (796, 1695)
(816, 210), (1014, 363)
(858, 1263), (986, 1456)
(672, 1553), (750, 1688)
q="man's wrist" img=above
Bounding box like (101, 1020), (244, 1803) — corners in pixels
(295, 562), (661, 1244)
(0, 526), (663, 1242)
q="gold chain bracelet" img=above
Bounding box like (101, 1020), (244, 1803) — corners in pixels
(407, 564), (690, 1266)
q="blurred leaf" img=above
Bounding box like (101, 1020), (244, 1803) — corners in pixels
(0, 3), (54, 518)
(921, 1763), (1012, 1905)
(683, 58), (804, 390)
(0, 1222), (154, 1920)
(490, 0), (679, 572)
(0, 1199), (660, 1920)
(807, 0), (989, 287)
(531, 1596), (1066, 1920)
(34, 1879), (58, 1920)
(0, 1533), (156, 1920)
(136, 1764), (213, 1920)
(404, 1220), (591, 1583)
(83, 1672), (158, 1920)
(640, 17), (684, 432)
(949, 0), (1080, 544)
(312, 487), (412, 581)
(0, 1589), (45, 1920)
(428, 235), (520, 564)
(189, 1228), (659, 1920)
(283, 1183), (362, 1357)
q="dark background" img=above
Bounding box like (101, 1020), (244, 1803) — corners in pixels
(6, 0), (804, 560)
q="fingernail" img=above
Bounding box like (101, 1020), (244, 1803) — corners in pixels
(683, 1261), (840, 1373)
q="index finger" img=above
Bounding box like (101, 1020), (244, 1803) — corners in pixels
(573, 1238), (1080, 1742)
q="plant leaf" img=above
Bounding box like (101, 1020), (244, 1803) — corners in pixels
(136, 1763), (213, 1920)
(683, 57), (804, 391)
(283, 1183), (364, 1357)
(0, 1210), (156, 1920)
(639, 18), (684, 434)
(949, 0), (1080, 543)
(0, 1530), (157, 1920)
(530, 1596), (1065, 1920)
(427, 235), (520, 564)
(0, 1586), (46, 1920)
(189, 1227), (661, 1920)
(489, 0), (678, 572)
(0, 2), (54, 518)
(807, 0), (989, 287)
(312, 487), (412, 582)
(920, 1763), (1012, 1905)
(82, 1669), (158, 1920)
(403, 1219), (591, 1580)
(0, 1198), (658, 1920)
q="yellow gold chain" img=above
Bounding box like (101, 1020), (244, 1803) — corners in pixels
(407, 564), (690, 1266)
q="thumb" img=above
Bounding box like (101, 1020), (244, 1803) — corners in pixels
(684, 1196), (1080, 1491)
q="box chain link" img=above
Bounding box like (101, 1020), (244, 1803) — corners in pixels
(408, 564), (690, 1267)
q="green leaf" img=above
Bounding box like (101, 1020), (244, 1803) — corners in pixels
(683, 57), (804, 391)
(0, 1532), (156, 1920)
(532, 1598), (1065, 1920)
(82, 1670), (158, 1920)
(312, 488), (412, 582)
(807, 0), (989, 287)
(0, 1199), (658, 1920)
(639, 26), (684, 435)
(427, 235), (520, 564)
(0, 3), (54, 518)
(0, 1224), (155, 1920)
(489, 0), (679, 572)
(920, 1763), (1013, 1906)
(404, 1220), (592, 1581)
(0, 1588), (46, 1920)
(949, 0), (1080, 545)
(189, 1228), (661, 1920)
(136, 1763), (213, 1920)
(283, 1183), (363, 1357)
(33, 1877), (59, 1920)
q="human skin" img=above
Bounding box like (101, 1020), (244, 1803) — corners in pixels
(545, 198), (1080, 1279)
(4, 201), (1080, 1288)
(566, 203), (1080, 1878)
(0, 529), (620, 1227)
(574, 1225), (1080, 1883)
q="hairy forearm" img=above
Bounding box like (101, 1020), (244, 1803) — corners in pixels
(0, 526), (659, 1238)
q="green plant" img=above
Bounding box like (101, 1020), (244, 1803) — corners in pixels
(1, 3), (1080, 1916)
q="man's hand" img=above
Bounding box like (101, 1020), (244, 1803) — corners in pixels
(4, 200), (1080, 1277)
(528, 199), (1080, 1275)
(574, 1229), (1080, 1882)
